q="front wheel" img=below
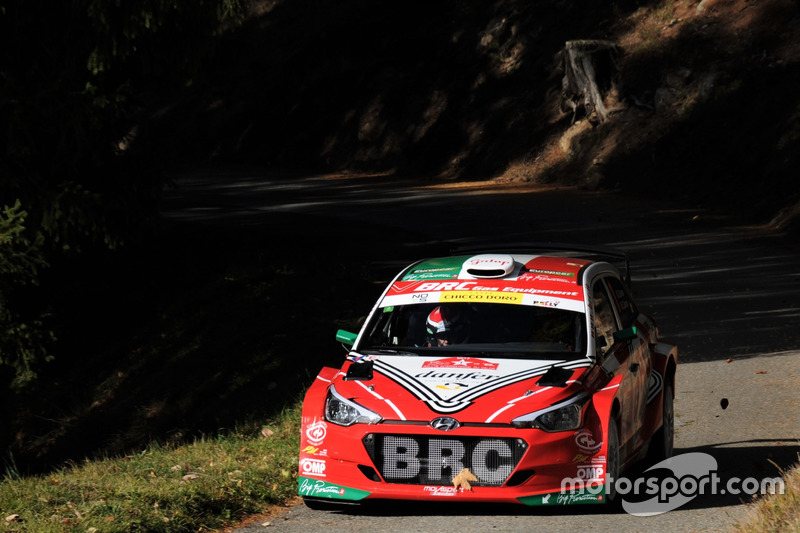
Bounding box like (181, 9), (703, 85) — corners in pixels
(606, 417), (620, 501)
(649, 381), (675, 461)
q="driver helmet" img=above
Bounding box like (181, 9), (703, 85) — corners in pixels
(426, 306), (466, 346)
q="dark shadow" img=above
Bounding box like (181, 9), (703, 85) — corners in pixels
(6, 0), (800, 475)
(137, 0), (670, 178)
(134, 0), (800, 225)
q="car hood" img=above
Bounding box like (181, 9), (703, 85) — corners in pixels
(332, 355), (593, 424)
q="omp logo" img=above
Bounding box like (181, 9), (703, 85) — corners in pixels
(300, 458), (326, 477)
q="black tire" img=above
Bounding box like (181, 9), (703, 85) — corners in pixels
(606, 417), (620, 501)
(649, 381), (675, 461)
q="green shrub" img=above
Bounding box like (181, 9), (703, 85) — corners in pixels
(0, 200), (54, 386)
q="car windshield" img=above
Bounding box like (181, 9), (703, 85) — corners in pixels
(359, 302), (586, 360)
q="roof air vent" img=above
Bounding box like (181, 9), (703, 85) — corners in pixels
(463, 254), (516, 278)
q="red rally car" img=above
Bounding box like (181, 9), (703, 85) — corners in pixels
(298, 248), (677, 507)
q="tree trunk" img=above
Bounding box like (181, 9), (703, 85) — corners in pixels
(562, 40), (620, 123)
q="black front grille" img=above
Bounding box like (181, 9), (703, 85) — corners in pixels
(363, 434), (527, 486)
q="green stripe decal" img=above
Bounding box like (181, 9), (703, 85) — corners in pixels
(298, 476), (371, 501)
(518, 489), (607, 506)
(401, 256), (468, 281)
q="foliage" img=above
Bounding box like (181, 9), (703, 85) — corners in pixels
(0, 0), (247, 382)
(0, 201), (53, 386)
(0, 402), (302, 532)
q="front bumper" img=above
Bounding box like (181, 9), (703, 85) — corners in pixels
(298, 417), (611, 506)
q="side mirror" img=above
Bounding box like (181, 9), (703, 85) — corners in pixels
(336, 329), (358, 348)
(612, 326), (638, 342)
(599, 327), (638, 375)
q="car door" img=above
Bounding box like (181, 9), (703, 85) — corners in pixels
(605, 276), (652, 453)
(590, 276), (648, 460)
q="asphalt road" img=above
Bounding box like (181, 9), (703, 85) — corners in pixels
(162, 171), (800, 532)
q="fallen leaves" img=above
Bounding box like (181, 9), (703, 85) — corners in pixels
(452, 468), (478, 492)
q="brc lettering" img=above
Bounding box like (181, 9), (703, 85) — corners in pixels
(416, 282), (478, 292)
(382, 437), (514, 485)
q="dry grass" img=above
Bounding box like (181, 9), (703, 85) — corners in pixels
(735, 458), (800, 533)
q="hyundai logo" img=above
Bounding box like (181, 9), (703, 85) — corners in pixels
(430, 417), (461, 431)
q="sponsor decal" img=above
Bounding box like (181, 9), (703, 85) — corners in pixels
(423, 485), (458, 496)
(300, 458), (327, 477)
(518, 490), (604, 506)
(531, 300), (559, 307)
(440, 291), (523, 304)
(527, 269), (576, 278)
(467, 257), (512, 266)
(518, 273), (574, 284)
(422, 357), (499, 370)
(298, 477), (344, 497)
(389, 280), (430, 293)
(576, 464), (604, 482)
(415, 370), (500, 386)
(436, 383), (468, 390)
(574, 428), (602, 454)
(404, 267), (461, 281)
(558, 493), (604, 504)
(297, 477), (371, 501)
(305, 421), (327, 446)
(301, 445), (328, 456)
(415, 281), (481, 292)
(373, 357), (589, 413)
(382, 281), (583, 307)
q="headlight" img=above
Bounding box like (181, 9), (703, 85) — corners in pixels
(324, 385), (382, 426)
(511, 392), (589, 432)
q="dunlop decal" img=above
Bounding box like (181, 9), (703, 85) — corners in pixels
(372, 358), (591, 414)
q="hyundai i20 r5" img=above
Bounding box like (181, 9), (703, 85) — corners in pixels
(298, 250), (677, 507)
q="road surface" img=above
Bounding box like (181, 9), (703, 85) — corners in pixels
(162, 171), (800, 532)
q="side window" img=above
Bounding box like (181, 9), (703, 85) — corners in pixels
(592, 279), (619, 353)
(606, 277), (638, 328)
